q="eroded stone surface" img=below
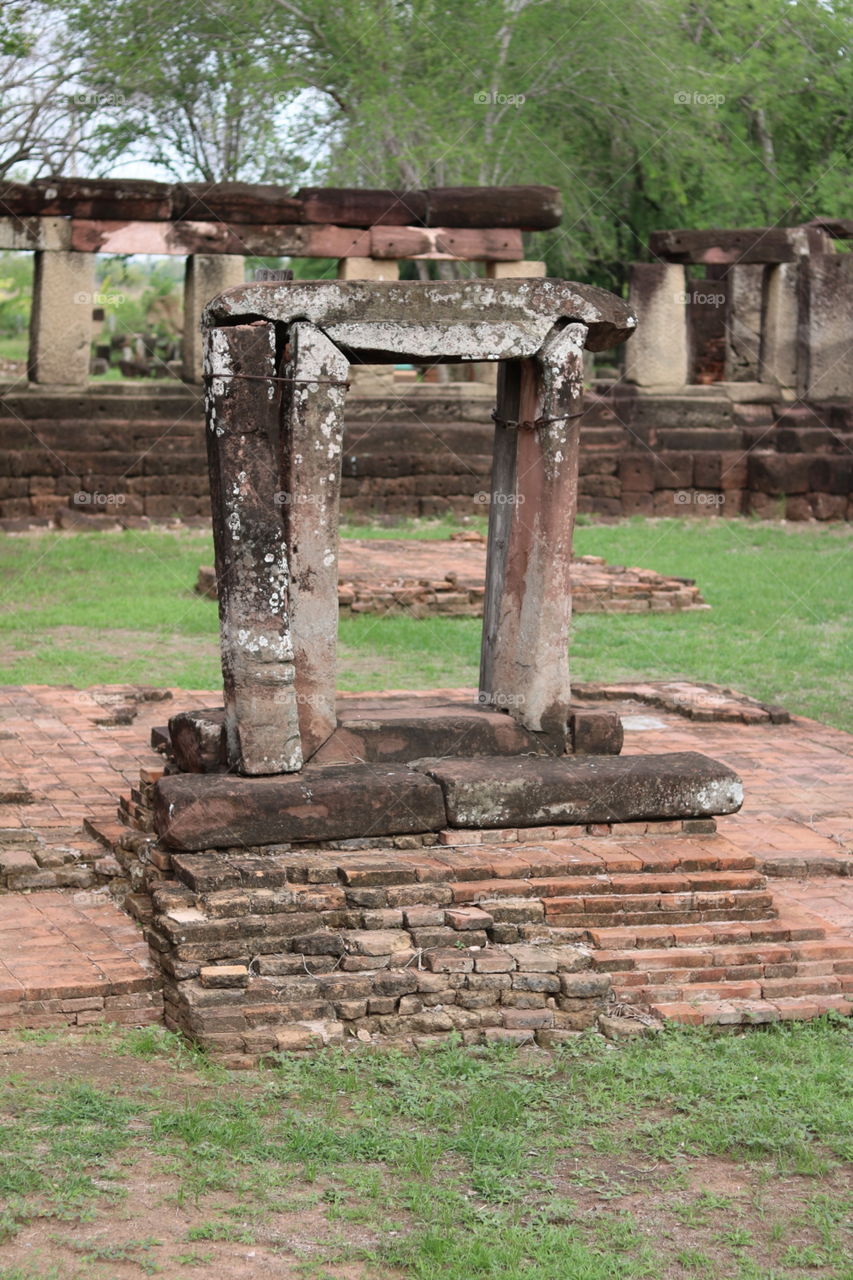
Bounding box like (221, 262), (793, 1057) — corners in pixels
(203, 322), (302, 775)
(153, 764), (447, 851)
(416, 752), (744, 828)
(204, 278), (636, 357)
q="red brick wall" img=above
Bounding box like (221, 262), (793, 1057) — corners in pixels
(0, 385), (850, 524)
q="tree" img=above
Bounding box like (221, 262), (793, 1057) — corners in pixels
(49, 0), (312, 181)
(41, 0), (853, 282)
(0, 2), (92, 178)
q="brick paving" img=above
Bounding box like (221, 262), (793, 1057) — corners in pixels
(0, 682), (851, 1036)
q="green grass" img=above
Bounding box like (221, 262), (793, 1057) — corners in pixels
(0, 518), (850, 728)
(0, 334), (27, 364)
(0, 1020), (850, 1278)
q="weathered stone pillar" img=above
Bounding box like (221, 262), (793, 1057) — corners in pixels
(204, 321), (302, 775)
(480, 322), (587, 734)
(724, 265), (764, 382)
(337, 257), (399, 281)
(183, 255), (245, 382)
(28, 249), (96, 387)
(761, 263), (799, 391)
(624, 263), (689, 389)
(485, 261), (547, 280)
(796, 255), (853, 400)
(279, 322), (350, 757)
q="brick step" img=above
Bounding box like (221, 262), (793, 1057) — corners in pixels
(537, 870), (767, 897)
(544, 889), (775, 928)
(609, 958), (853, 994)
(592, 939), (853, 976)
(83, 816), (128, 850)
(619, 972), (853, 1006)
(760, 855), (853, 879)
(587, 918), (825, 949)
(650, 994), (853, 1027)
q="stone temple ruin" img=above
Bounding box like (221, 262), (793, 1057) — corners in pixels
(139, 275), (752, 1058)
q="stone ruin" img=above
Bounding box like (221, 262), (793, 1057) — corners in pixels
(120, 276), (759, 1061)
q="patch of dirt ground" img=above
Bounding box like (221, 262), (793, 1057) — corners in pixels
(0, 1035), (849, 1280)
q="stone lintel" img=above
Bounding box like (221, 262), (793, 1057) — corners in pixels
(203, 279), (637, 355)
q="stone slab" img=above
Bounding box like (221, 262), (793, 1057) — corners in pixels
(203, 278), (636, 356)
(164, 702), (566, 771)
(153, 764), (447, 851)
(311, 705), (556, 764)
(416, 752), (743, 828)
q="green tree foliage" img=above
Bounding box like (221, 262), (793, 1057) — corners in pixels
(35, 0), (853, 281)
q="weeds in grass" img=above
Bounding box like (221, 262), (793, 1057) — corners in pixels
(186, 1219), (254, 1244)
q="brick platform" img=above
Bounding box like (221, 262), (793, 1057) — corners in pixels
(0, 891), (161, 1030)
(197, 537), (708, 616)
(1, 683), (851, 1050)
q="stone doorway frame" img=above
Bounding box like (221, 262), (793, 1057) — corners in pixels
(201, 279), (635, 775)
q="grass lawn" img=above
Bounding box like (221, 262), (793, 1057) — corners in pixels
(0, 518), (850, 729)
(0, 1019), (850, 1279)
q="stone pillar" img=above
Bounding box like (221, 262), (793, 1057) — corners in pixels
(796, 255), (853, 400)
(485, 261), (547, 280)
(183, 255), (245, 382)
(624, 263), (689, 389)
(761, 263), (799, 391)
(724, 265), (764, 382)
(28, 249), (96, 387)
(480, 322), (588, 735)
(204, 321), (303, 775)
(337, 257), (399, 282)
(337, 258), (398, 391)
(279, 322), (350, 757)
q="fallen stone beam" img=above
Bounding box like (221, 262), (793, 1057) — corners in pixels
(154, 764), (448, 850)
(415, 752), (743, 827)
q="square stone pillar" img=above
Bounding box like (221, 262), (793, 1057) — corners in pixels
(28, 250), (96, 387)
(624, 263), (689, 389)
(480, 322), (588, 734)
(203, 321), (303, 774)
(796, 255), (853, 400)
(183, 255), (246, 382)
(337, 258), (399, 282)
(761, 262), (799, 391)
(724, 265), (764, 382)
